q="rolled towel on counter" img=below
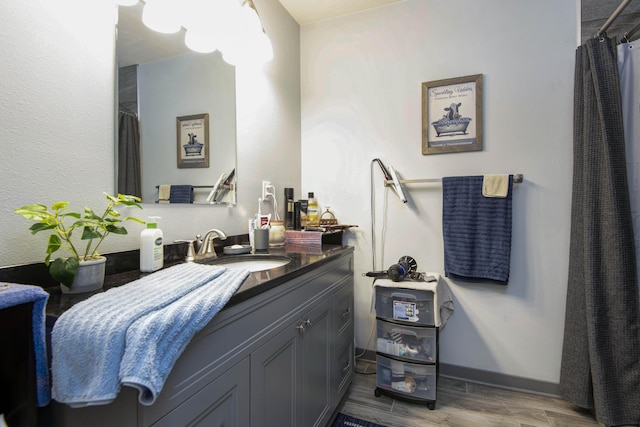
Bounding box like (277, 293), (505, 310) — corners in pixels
(169, 185), (194, 203)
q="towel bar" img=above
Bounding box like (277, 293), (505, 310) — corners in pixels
(385, 173), (523, 186)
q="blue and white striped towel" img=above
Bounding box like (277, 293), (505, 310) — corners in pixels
(120, 267), (249, 405)
(51, 263), (234, 407)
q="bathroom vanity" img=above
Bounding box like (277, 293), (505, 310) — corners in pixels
(42, 245), (354, 427)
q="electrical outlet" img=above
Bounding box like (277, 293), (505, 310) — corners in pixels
(262, 181), (271, 200)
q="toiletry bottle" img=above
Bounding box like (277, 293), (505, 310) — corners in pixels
(269, 220), (286, 247)
(140, 216), (164, 273)
(293, 201), (302, 230)
(284, 188), (294, 229)
(307, 192), (318, 227)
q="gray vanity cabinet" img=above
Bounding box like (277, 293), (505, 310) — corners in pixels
(152, 357), (251, 427)
(46, 251), (353, 427)
(250, 296), (332, 427)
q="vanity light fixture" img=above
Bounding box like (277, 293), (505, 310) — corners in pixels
(119, 0), (273, 65)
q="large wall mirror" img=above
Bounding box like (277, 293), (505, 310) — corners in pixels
(116, 3), (237, 206)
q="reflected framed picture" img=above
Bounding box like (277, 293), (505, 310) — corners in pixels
(177, 113), (209, 168)
(422, 74), (483, 155)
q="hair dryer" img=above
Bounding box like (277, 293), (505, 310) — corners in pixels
(365, 256), (417, 282)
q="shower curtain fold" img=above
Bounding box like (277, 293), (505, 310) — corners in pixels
(118, 111), (142, 198)
(559, 36), (640, 426)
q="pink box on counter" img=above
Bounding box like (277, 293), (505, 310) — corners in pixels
(284, 230), (322, 246)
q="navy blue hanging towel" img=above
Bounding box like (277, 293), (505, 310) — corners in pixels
(169, 185), (194, 203)
(442, 175), (513, 285)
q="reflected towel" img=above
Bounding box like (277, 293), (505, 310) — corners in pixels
(442, 175), (513, 285)
(0, 283), (50, 406)
(51, 263), (228, 407)
(169, 185), (194, 203)
(482, 174), (509, 198)
(120, 268), (249, 405)
(158, 185), (170, 204)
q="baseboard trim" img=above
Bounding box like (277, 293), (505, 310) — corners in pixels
(355, 348), (560, 397)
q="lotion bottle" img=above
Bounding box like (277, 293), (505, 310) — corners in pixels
(140, 216), (164, 272)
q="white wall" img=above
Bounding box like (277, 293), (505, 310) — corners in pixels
(0, 0), (301, 266)
(300, 0), (578, 383)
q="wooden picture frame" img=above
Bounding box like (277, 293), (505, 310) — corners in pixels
(177, 113), (209, 168)
(422, 74), (483, 155)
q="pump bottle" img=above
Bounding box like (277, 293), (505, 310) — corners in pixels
(140, 216), (164, 272)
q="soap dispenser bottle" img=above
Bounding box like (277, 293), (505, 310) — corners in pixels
(140, 216), (164, 273)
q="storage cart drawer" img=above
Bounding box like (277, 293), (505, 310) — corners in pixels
(375, 287), (434, 325)
(376, 319), (436, 363)
(376, 354), (436, 401)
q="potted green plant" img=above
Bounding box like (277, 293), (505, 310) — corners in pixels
(15, 193), (144, 293)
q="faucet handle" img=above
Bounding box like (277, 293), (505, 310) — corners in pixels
(194, 234), (203, 253)
(175, 239), (196, 263)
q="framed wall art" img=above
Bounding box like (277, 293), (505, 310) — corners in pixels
(422, 74), (483, 155)
(177, 113), (209, 168)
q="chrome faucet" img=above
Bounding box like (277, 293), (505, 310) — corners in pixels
(196, 228), (227, 258)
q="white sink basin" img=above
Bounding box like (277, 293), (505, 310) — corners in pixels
(202, 255), (291, 272)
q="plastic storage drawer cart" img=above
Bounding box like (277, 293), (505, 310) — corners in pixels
(374, 277), (441, 410)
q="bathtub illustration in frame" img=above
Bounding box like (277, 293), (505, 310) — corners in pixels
(177, 113), (210, 168)
(422, 74), (483, 155)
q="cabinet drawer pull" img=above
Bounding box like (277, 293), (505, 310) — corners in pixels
(297, 319), (312, 333)
(340, 307), (351, 318)
(341, 360), (351, 373)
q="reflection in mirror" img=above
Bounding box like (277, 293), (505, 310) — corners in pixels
(116, 3), (237, 205)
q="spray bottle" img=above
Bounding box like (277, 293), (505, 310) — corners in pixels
(140, 216), (163, 273)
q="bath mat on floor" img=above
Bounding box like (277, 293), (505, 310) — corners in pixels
(331, 413), (388, 427)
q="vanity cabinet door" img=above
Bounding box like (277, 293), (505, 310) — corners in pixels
(330, 277), (354, 408)
(250, 297), (332, 427)
(301, 299), (332, 427)
(152, 357), (250, 427)
(250, 318), (302, 427)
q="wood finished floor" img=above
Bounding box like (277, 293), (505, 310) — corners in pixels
(335, 359), (602, 427)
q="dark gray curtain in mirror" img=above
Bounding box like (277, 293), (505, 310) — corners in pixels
(118, 111), (141, 198)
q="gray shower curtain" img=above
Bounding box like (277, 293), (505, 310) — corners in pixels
(118, 111), (142, 198)
(559, 36), (640, 426)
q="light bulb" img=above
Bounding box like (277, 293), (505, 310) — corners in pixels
(185, 30), (219, 53)
(142, 0), (181, 34)
(219, 0), (272, 66)
(222, 32), (272, 66)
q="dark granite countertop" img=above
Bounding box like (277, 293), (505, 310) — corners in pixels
(43, 244), (354, 318)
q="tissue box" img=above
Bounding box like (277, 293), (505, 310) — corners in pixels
(285, 230), (322, 246)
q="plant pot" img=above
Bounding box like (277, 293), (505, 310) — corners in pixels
(60, 256), (107, 294)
